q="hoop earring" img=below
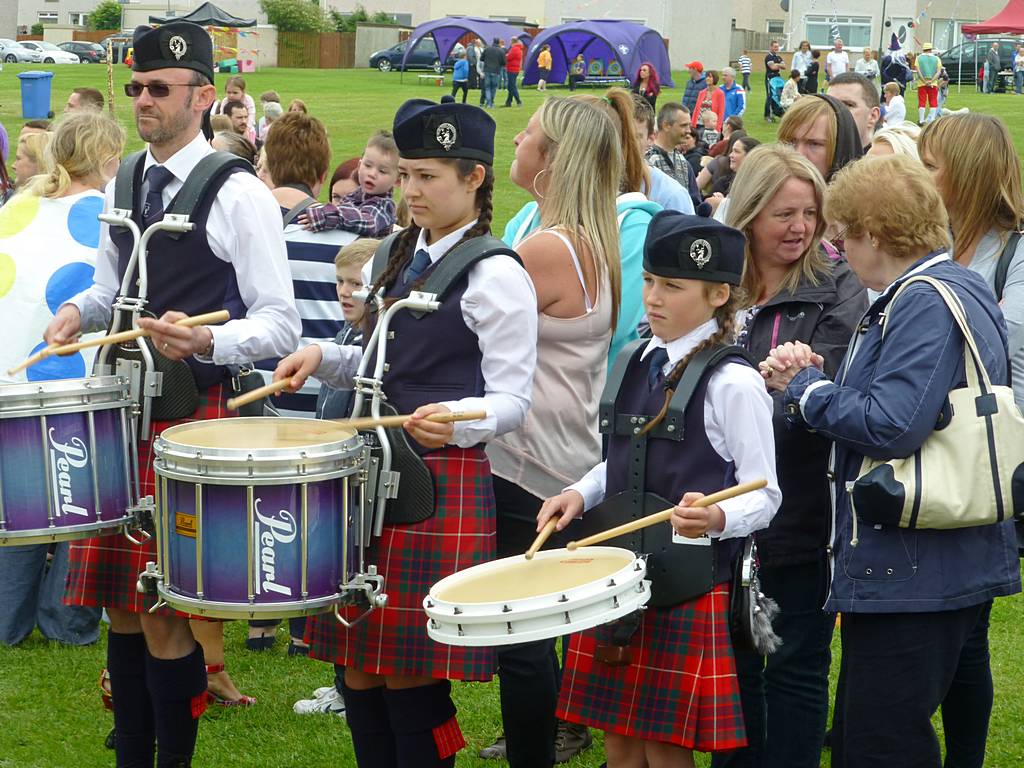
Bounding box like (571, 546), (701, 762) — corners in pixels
(532, 168), (548, 200)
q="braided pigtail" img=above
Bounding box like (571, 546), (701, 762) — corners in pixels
(640, 284), (746, 436)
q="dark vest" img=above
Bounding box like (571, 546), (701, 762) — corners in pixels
(365, 251), (485, 437)
(110, 157), (247, 390)
(577, 343), (747, 604)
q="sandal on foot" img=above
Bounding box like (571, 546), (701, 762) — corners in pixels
(205, 663), (257, 707)
(244, 635), (276, 651)
(287, 640), (310, 657)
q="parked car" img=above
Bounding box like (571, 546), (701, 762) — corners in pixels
(0, 38), (43, 63)
(940, 38), (1023, 88)
(99, 34), (132, 65)
(20, 41), (80, 64)
(59, 41), (107, 63)
(369, 39), (454, 72)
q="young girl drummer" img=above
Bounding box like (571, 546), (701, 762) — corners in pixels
(274, 98), (537, 768)
(539, 211), (781, 768)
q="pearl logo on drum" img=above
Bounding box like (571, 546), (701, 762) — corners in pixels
(253, 499), (298, 597)
(48, 428), (90, 518)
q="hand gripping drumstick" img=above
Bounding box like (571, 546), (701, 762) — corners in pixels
(8, 310), (231, 376)
(336, 409), (487, 431)
(525, 515), (560, 560)
(566, 479), (768, 551)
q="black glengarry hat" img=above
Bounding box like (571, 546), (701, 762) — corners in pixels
(132, 21), (214, 83)
(643, 210), (746, 286)
(392, 98), (495, 165)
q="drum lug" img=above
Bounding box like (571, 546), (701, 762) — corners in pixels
(333, 567), (388, 627)
(137, 561), (162, 596)
(123, 497), (155, 544)
(380, 470), (401, 500)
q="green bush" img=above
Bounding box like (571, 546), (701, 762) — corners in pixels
(260, 0), (328, 33)
(88, 0), (121, 31)
(30, 22), (44, 36)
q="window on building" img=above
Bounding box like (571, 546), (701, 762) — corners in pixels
(37, 11), (58, 22)
(767, 19), (785, 35)
(69, 11), (88, 26)
(805, 15), (872, 47)
(931, 19), (964, 52)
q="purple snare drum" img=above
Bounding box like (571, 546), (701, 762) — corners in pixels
(0, 376), (137, 545)
(150, 417), (369, 619)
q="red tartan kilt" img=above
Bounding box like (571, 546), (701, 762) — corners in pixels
(557, 584), (746, 751)
(64, 386), (229, 614)
(306, 446), (497, 682)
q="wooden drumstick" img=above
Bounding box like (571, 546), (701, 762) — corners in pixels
(566, 479), (768, 551)
(226, 378), (291, 411)
(7, 311), (230, 376)
(525, 516), (560, 560)
(335, 410), (487, 431)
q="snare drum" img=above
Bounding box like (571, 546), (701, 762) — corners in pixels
(424, 546), (650, 646)
(0, 376), (136, 545)
(151, 417), (368, 620)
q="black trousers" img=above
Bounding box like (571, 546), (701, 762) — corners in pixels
(493, 476), (570, 768)
(451, 81), (468, 103)
(831, 601), (993, 768)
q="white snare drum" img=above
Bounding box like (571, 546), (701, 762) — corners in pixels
(0, 376), (137, 545)
(424, 547), (650, 646)
(150, 417), (370, 620)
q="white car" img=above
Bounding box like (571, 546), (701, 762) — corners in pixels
(20, 41), (80, 64)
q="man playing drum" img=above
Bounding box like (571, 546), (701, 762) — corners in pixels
(44, 21), (299, 768)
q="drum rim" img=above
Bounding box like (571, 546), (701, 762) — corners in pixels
(156, 586), (345, 621)
(426, 546), (644, 610)
(0, 375), (131, 417)
(155, 417), (365, 467)
(0, 514), (136, 545)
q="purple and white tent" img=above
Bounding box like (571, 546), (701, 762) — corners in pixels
(400, 16), (532, 71)
(522, 19), (673, 88)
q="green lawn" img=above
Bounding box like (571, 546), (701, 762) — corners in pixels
(1, 65), (1023, 767)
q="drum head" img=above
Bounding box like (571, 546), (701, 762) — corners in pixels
(433, 547), (636, 604)
(162, 417), (356, 449)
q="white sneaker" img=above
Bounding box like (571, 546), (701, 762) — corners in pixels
(293, 686), (346, 716)
(311, 685), (335, 699)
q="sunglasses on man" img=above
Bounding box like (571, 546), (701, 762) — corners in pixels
(124, 81), (199, 98)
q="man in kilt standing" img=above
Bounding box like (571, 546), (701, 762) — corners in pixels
(45, 21), (300, 768)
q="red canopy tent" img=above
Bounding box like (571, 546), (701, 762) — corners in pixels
(962, 0), (1024, 34)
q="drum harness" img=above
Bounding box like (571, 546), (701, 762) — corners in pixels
(580, 341), (781, 661)
(97, 151), (262, 551)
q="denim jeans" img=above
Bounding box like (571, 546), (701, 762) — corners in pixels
(0, 542), (101, 645)
(941, 601), (994, 768)
(712, 558), (836, 768)
(505, 71), (522, 106)
(983, 62), (993, 93)
(1015, 70), (1024, 94)
(483, 72), (500, 107)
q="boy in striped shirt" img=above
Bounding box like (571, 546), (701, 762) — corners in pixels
(738, 51), (753, 91)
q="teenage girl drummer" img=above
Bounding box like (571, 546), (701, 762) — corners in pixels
(538, 211), (781, 768)
(274, 99), (537, 767)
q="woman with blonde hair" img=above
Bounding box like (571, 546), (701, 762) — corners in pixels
(506, 86), (664, 370)
(0, 109), (125, 649)
(777, 94), (863, 181)
(489, 93), (623, 768)
(717, 144), (866, 768)
(918, 114), (1024, 767)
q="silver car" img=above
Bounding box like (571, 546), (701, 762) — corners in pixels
(0, 39), (43, 63)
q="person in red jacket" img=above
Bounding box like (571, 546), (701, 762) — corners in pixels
(691, 70), (725, 131)
(504, 38), (524, 107)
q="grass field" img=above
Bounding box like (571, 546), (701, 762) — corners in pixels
(1, 64), (1023, 767)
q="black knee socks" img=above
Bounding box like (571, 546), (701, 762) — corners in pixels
(145, 644), (207, 768)
(385, 682), (463, 768)
(107, 631), (155, 768)
(341, 682), (397, 768)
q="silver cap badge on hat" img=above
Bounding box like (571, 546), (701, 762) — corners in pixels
(436, 122), (457, 151)
(168, 35), (188, 60)
(689, 238), (712, 269)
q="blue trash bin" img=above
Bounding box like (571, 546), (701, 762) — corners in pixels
(18, 71), (55, 119)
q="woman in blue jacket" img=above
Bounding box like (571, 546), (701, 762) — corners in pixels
(762, 155), (1020, 768)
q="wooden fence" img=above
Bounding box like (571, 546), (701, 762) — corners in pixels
(278, 32), (356, 68)
(73, 30), (115, 44)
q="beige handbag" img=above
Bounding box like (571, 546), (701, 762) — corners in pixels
(849, 275), (1024, 530)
